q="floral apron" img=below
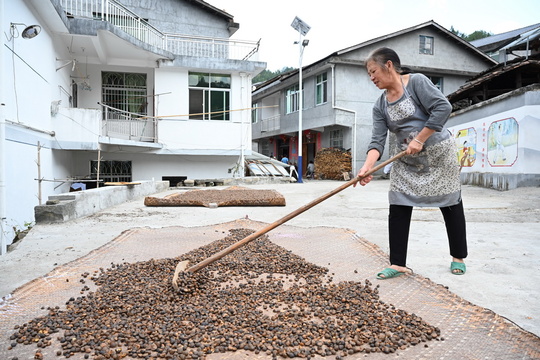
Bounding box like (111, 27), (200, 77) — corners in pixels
(385, 85), (461, 207)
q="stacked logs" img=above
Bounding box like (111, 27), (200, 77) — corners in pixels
(314, 148), (352, 180)
(9, 229), (440, 360)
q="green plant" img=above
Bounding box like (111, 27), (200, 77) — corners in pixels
(12, 221), (34, 242)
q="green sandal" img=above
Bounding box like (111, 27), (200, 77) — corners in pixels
(450, 261), (466, 275)
(376, 268), (406, 280)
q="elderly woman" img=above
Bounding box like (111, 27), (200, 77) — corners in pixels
(357, 47), (467, 279)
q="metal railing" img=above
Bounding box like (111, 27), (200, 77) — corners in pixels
(99, 103), (157, 142)
(260, 115), (281, 132)
(165, 34), (260, 60)
(60, 0), (259, 60)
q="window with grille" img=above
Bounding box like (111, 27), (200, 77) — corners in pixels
(90, 160), (132, 183)
(102, 72), (147, 114)
(316, 72), (328, 105)
(188, 72), (231, 120)
(330, 129), (343, 149)
(419, 35), (434, 55)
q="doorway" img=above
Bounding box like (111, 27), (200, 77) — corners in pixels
(302, 142), (317, 174)
(277, 138), (290, 162)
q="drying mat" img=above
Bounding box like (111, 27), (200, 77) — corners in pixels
(1, 219), (538, 360)
(144, 186), (286, 207)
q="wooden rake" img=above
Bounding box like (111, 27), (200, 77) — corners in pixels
(172, 151), (407, 291)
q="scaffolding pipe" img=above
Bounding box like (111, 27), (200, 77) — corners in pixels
(0, 0), (7, 255)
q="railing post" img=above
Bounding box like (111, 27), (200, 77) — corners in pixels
(137, 17), (141, 42)
(154, 117), (158, 142)
(103, 106), (108, 136)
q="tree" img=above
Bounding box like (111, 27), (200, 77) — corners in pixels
(253, 67), (295, 84)
(450, 26), (466, 39)
(450, 26), (493, 42)
(466, 30), (493, 41)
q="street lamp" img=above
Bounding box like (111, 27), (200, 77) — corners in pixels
(291, 16), (310, 183)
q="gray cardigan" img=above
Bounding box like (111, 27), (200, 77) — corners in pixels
(367, 73), (452, 158)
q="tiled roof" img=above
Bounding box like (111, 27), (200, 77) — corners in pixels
(470, 23), (540, 48)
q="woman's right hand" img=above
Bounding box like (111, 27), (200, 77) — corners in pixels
(354, 166), (373, 187)
(354, 149), (380, 187)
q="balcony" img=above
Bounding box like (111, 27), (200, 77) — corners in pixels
(252, 115), (281, 140)
(100, 103), (157, 143)
(60, 0), (260, 61)
(260, 115), (281, 132)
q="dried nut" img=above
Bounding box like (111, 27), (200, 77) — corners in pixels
(8, 229), (439, 359)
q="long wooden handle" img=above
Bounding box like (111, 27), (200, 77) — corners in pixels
(186, 151), (407, 273)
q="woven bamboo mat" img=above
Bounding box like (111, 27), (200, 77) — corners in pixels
(144, 187), (286, 207)
(1, 219), (538, 360)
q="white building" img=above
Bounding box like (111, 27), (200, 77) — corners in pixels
(0, 0), (265, 253)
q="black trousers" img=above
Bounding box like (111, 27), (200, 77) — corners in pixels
(388, 200), (468, 267)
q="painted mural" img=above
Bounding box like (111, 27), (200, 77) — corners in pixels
(452, 117), (520, 170)
(455, 127), (477, 167)
(487, 118), (519, 167)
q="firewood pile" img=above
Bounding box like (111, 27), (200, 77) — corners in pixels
(314, 148), (352, 180)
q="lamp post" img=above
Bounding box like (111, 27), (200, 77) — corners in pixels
(291, 16), (310, 183)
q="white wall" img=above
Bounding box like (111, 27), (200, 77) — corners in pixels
(446, 88), (540, 189)
(449, 105), (540, 174)
(1, 0), (72, 250)
(154, 67), (251, 154)
(54, 108), (101, 148)
(71, 151), (239, 180)
(5, 136), (47, 228)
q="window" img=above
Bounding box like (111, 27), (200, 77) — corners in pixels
(90, 160), (132, 183)
(330, 129), (343, 149)
(286, 84), (304, 114)
(427, 75), (443, 91)
(71, 80), (78, 108)
(419, 35), (434, 55)
(102, 72), (147, 114)
(316, 72), (328, 105)
(261, 141), (270, 156)
(189, 72), (231, 120)
(286, 85), (300, 114)
(252, 102), (259, 123)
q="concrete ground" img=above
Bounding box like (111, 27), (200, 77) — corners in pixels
(1, 178), (539, 337)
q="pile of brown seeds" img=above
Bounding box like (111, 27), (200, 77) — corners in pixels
(9, 229), (440, 359)
(144, 187), (286, 207)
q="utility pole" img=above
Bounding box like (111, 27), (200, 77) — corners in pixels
(290, 16), (311, 184)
